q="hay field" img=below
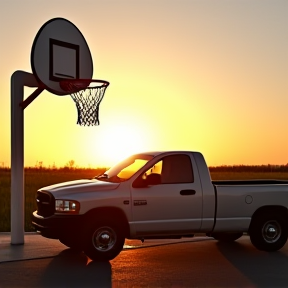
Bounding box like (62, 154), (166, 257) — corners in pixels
(0, 168), (287, 232)
(0, 168), (106, 232)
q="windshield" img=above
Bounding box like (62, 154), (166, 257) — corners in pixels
(95, 154), (154, 183)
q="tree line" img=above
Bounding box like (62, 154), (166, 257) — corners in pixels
(209, 164), (288, 173)
(0, 164), (288, 173)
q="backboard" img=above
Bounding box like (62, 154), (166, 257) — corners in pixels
(31, 18), (93, 96)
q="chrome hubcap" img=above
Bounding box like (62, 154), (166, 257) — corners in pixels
(262, 221), (281, 243)
(92, 227), (116, 252)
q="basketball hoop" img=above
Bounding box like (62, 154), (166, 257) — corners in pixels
(60, 79), (109, 126)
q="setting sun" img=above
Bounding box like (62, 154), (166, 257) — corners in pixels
(98, 124), (149, 164)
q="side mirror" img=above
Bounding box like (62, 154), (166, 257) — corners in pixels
(132, 176), (147, 188)
(132, 173), (162, 188)
(146, 173), (161, 186)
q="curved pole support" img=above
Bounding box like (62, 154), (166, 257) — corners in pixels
(11, 71), (41, 245)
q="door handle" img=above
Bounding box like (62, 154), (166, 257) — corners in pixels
(180, 190), (196, 196)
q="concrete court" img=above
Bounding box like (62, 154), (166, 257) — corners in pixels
(1, 233), (288, 287)
(0, 232), (203, 263)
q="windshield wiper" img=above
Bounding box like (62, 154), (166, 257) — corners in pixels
(94, 173), (108, 180)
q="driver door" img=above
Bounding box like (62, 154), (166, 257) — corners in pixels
(130, 153), (203, 237)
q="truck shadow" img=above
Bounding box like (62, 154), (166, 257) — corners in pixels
(39, 249), (112, 288)
(216, 240), (288, 287)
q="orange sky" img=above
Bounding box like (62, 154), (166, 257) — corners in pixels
(0, 0), (287, 168)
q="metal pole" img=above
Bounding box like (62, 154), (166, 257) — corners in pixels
(11, 71), (39, 245)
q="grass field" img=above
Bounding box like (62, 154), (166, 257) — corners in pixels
(0, 168), (107, 232)
(1, 168), (288, 232)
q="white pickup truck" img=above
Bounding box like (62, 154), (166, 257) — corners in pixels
(32, 151), (288, 261)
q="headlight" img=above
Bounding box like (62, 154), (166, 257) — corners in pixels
(55, 199), (80, 214)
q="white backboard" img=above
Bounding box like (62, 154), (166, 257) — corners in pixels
(31, 18), (93, 95)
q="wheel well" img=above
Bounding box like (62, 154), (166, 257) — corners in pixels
(83, 207), (130, 237)
(249, 206), (288, 232)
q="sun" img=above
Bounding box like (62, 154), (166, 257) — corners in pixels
(99, 124), (149, 165)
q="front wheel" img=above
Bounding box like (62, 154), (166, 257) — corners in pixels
(249, 212), (288, 252)
(84, 221), (124, 261)
(210, 232), (243, 242)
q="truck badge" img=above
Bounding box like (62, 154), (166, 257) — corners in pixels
(134, 200), (147, 206)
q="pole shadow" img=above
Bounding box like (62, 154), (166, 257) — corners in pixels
(38, 249), (112, 288)
(216, 239), (288, 288)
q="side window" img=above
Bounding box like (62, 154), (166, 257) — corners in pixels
(143, 154), (194, 184)
(144, 160), (163, 178)
(161, 154), (194, 184)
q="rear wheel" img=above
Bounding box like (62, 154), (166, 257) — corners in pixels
(211, 232), (243, 242)
(84, 221), (124, 261)
(249, 212), (288, 252)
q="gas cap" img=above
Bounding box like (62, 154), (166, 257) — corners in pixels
(245, 195), (253, 204)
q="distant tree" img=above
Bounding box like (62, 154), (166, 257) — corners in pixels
(35, 161), (44, 169)
(67, 160), (75, 169)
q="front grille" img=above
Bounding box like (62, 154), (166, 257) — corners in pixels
(36, 191), (55, 217)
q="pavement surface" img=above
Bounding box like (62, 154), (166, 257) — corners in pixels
(0, 232), (204, 263)
(1, 233), (288, 287)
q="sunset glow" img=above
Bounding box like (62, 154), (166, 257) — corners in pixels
(0, 0), (287, 168)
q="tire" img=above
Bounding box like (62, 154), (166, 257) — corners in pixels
(249, 212), (288, 252)
(59, 236), (83, 252)
(84, 221), (125, 261)
(211, 232), (243, 242)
